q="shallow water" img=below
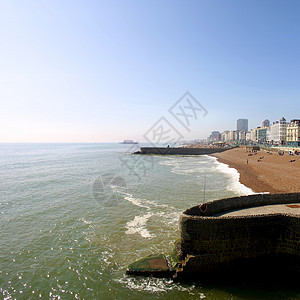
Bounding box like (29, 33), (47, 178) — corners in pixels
(0, 143), (299, 299)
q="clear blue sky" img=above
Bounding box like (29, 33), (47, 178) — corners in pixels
(1, 0), (299, 142)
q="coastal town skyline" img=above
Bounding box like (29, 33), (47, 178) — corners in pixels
(207, 117), (300, 147)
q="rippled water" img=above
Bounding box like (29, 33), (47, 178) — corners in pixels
(0, 143), (299, 299)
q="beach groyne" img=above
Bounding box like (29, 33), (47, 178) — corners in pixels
(138, 147), (230, 155)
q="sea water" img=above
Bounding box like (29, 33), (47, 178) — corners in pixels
(0, 143), (298, 299)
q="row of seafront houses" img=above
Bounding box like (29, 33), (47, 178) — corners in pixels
(208, 118), (300, 147)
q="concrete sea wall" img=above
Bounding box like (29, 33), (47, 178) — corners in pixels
(177, 193), (300, 275)
(139, 147), (230, 155)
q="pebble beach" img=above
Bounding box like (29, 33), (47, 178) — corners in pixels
(212, 147), (300, 193)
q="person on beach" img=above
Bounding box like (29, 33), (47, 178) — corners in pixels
(247, 159), (248, 165)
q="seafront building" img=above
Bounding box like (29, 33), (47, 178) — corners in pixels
(245, 131), (251, 141)
(286, 119), (300, 147)
(250, 129), (256, 142)
(228, 130), (237, 141)
(208, 131), (221, 142)
(208, 117), (300, 147)
(238, 130), (246, 141)
(266, 117), (287, 146)
(262, 119), (270, 127)
(237, 119), (248, 132)
(256, 127), (268, 143)
(221, 131), (230, 142)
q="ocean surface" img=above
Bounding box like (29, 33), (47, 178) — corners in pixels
(0, 143), (299, 299)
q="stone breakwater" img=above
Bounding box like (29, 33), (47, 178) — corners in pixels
(127, 193), (300, 281)
(137, 147), (230, 155)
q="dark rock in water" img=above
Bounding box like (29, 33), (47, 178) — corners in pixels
(126, 254), (173, 277)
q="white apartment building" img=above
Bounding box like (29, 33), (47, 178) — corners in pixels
(266, 117), (287, 145)
(228, 130), (237, 141)
(237, 130), (246, 141)
(221, 131), (230, 142)
(245, 131), (251, 141)
(250, 129), (257, 142)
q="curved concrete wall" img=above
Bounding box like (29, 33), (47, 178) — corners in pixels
(183, 193), (300, 217)
(178, 193), (300, 272)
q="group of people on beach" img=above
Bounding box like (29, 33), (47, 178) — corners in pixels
(246, 149), (298, 164)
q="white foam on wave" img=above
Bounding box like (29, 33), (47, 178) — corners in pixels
(117, 275), (204, 296)
(123, 193), (150, 209)
(125, 213), (154, 238)
(123, 192), (177, 238)
(125, 210), (180, 239)
(123, 192), (173, 210)
(158, 157), (208, 176)
(211, 157), (255, 196)
(79, 218), (93, 225)
(142, 199), (171, 209)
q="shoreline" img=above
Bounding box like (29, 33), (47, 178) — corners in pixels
(209, 155), (256, 195)
(212, 154), (275, 194)
(211, 147), (300, 194)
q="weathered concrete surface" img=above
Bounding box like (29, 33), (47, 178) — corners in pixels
(138, 147), (230, 155)
(217, 203), (300, 217)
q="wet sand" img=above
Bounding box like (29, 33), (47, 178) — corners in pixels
(211, 147), (300, 193)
